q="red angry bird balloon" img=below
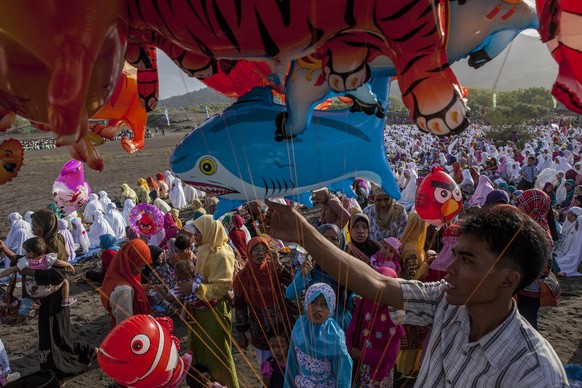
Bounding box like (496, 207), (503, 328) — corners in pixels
(0, 139), (24, 185)
(98, 315), (192, 388)
(415, 167), (463, 228)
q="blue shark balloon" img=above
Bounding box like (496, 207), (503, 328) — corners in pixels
(170, 76), (400, 218)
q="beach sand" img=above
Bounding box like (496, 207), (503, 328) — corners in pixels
(0, 130), (580, 386)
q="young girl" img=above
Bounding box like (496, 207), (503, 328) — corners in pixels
(346, 267), (404, 387)
(369, 237), (402, 273)
(156, 260), (207, 320)
(0, 237), (76, 306)
(260, 323), (290, 388)
(285, 283), (352, 387)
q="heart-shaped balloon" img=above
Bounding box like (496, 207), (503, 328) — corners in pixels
(0, 138), (24, 185)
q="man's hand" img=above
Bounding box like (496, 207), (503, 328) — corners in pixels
(264, 199), (309, 243)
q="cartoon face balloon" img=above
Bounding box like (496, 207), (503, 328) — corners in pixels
(415, 166), (463, 228)
(98, 315), (191, 388)
(129, 204), (164, 236)
(53, 160), (91, 215)
(0, 139), (24, 185)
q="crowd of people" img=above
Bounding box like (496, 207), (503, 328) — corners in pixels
(0, 121), (580, 387)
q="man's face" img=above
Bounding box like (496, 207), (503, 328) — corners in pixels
(444, 234), (510, 306)
(374, 194), (393, 212)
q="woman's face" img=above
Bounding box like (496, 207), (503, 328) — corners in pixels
(131, 263), (145, 276)
(322, 228), (339, 247)
(567, 212), (578, 222)
(350, 220), (369, 244)
(307, 294), (330, 324)
(269, 336), (289, 361)
(193, 227), (203, 246)
(31, 220), (43, 237)
(250, 244), (268, 265)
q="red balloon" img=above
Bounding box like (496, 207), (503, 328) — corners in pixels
(98, 315), (191, 388)
(415, 166), (463, 228)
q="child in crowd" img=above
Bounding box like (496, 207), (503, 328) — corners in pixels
(0, 237), (77, 307)
(285, 283), (352, 387)
(369, 237), (402, 273)
(156, 260), (207, 320)
(346, 267), (404, 387)
(170, 234), (196, 268)
(260, 323), (290, 388)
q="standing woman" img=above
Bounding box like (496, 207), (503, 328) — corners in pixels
(24, 210), (95, 384)
(179, 215), (239, 388)
(346, 213), (380, 264)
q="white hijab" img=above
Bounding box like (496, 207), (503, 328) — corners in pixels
(4, 213), (33, 256)
(153, 197), (171, 214)
(88, 211), (115, 249)
(83, 193), (104, 223)
(104, 203), (127, 239)
(555, 207), (582, 276)
(468, 175), (494, 207)
(122, 199), (135, 225)
(58, 219), (76, 262)
(398, 170), (418, 207)
(169, 178), (187, 210)
(70, 217), (90, 254)
(98, 190), (112, 209)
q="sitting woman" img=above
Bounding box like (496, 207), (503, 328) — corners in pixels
(79, 234), (119, 284)
(100, 239), (152, 327)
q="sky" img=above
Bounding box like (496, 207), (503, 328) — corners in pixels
(156, 29), (545, 100)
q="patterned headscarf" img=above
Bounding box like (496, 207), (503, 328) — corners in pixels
(515, 189), (550, 233)
(304, 283), (336, 317)
(316, 223), (346, 250)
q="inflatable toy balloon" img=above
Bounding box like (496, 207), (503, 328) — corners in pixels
(0, 139), (23, 185)
(52, 160), (91, 216)
(129, 204), (164, 236)
(415, 167), (463, 228)
(171, 76), (400, 218)
(98, 315), (191, 388)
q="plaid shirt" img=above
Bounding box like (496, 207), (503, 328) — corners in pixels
(390, 280), (568, 387)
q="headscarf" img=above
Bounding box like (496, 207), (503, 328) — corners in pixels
(170, 208), (183, 228)
(399, 211), (428, 264)
(564, 179), (576, 205)
(99, 234), (120, 251)
(122, 199), (136, 225)
(153, 197), (171, 214)
(429, 224), (460, 271)
(398, 170), (418, 207)
(515, 189), (551, 235)
(24, 211), (34, 225)
(316, 224), (346, 251)
(232, 214), (244, 229)
(137, 178), (150, 192)
(104, 202), (127, 239)
(193, 215), (235, 301)
(484, 190), (510, 206)
(468, 175), (495, 207)
(31, 209), (66, 259)
(58, 219), (76, 262)
(347, 213), (380, 262)
(120, 183), (138, 204)
(370, 183), (404, 230)
(83, 193), (104, 223)
(101, 240), (152, 322)
(192, 199), (203, 211)
(146, 177), (159, 190)
(304, 282), (336, 316)
(155, 172), (166, 183)
(169, 178), (187, 209)
(88, 211), (115, 249)
(193, 209), (207, 220)
(4, 213), (34, 256)
(70, 217), (90, 253)
(98, 190), (112, 209)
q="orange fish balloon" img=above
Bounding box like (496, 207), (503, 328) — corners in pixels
(98, 315), (191, 388)
(0, 139), (24, 185)
(415, 166), (463, 228)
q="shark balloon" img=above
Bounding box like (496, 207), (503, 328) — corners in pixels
(171, 76), (400, 218)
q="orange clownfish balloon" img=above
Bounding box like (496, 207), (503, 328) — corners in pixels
(98, 315), (192, 388)
(415, 167), (463, 228)
(0, 138), (24, 185)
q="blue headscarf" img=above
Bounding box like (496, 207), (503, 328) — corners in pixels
(285, 283), (352, 387)
(99, 234), (120, 251)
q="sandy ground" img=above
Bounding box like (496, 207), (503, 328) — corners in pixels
(0, 130), (580, 387)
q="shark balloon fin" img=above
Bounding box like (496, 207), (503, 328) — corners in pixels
(329, 179), (356, 198)
(213, 198), (246, 219)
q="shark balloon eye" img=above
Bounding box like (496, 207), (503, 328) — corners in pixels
(131, 334), (151, 355)
(199, 158), (217, 175)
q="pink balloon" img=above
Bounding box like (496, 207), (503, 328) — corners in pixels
(52, 160), (91, 216)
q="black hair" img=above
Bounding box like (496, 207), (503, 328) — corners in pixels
(267, 321), (291, 342)
(22, 237), (47, 257)
(459, 205), (550, 293)
(174, 234), (191, 250)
